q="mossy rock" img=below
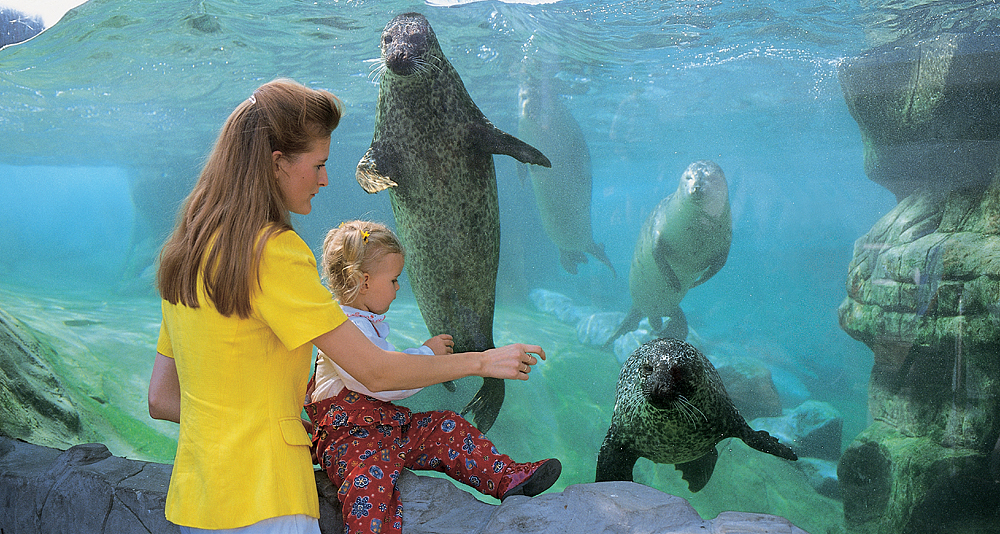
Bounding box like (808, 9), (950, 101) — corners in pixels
(0, 307), (82, 444)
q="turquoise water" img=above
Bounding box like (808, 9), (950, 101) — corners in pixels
(4, 1), (994, 532)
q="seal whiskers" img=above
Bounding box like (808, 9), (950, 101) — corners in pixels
(365, 58), (387, 84)
(675, 395), (708, 426)
(596, 338), (796, 492)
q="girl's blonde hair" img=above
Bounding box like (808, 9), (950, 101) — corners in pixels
(322, 220), (404, 305)
(158, 78), (343, 318)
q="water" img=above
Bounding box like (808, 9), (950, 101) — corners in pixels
(3, 0), (991, 532)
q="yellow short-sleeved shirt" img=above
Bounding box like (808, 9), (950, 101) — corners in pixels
(156, 229), (347, 529)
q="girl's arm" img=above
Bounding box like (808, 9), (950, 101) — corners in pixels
(148, 352), (181, 423)
(312, 320), (544, 393)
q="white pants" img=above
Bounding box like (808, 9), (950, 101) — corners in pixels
(179, 515), (320, 534)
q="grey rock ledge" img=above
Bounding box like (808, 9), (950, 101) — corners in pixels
(0, 437), (809, 534)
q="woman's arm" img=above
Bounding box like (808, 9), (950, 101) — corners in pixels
(312, 320), (544, 392)
(148, 352), (181, 423)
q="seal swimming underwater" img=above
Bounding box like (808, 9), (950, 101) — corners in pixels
(517, 74), (615, 277)
(605, 160), (731, 346)
(356, 12), (551, 433)
(596, 338), (796, 492)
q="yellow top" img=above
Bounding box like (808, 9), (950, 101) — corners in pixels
(157, 229), (347, 529)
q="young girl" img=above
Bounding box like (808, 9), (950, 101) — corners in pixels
(306, 220), (561, 534)
(148, 79), (548, 534)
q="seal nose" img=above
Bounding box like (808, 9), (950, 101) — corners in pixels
(385, 50), (410, 73)
(643, 373), (676, 410)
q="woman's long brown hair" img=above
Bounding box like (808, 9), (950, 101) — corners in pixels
(157, 79), (342, 318)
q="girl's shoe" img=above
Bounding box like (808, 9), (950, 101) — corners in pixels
(500, 458), (562, 500)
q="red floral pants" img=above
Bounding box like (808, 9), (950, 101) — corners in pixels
(305, 389), (515, 534)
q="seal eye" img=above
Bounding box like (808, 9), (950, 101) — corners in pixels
(383, 35), (393, 45)
(639, 363), (653, 376)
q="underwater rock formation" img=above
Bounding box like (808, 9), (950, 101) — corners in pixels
(838, 33), (1000, 201)
(837, 28), (1000, 534)
(837, 173), (1000, 532)
(711, 354), (784, 421)
(0, 437), (810, 534)
(0, 306), (81, 445)
(753, 400), (843, 463)
(752, 401), (844, 499)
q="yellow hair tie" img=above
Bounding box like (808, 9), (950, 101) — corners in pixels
(361, 230), (369, 243)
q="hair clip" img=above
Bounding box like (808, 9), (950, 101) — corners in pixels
(248, 94), (256, 105)
(361, 230), (370, 243)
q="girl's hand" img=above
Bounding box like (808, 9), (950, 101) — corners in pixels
(483, 343), (546, 380)
(424, 334), (454, 355)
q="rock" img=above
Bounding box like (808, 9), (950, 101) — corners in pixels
(576, 311), (626, 346)
(751, 401), (843, 499)
(768, 366), (812, 408)
(710, 353), (784, 421)
(0, 438), (175, 534)
(0, 306), (82, 445)
(0, 436), (810, 534)
(795, 457), (841, 500)
(838, 424), (1000, 534)
(837, 119), (1000, 529)
(838, 33), (1000, 200)
(752, 400), (844, 462)
(527, 288), (599, 324)
(400, 476), (809, 534)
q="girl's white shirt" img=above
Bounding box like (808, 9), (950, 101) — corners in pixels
(310, 304), (432, 403)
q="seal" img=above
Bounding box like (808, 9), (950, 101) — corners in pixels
(356, 12), (551, 433)
(596, 338), (797, 492)
(517, 75), (615, 277)
(605, 160), (731, 346)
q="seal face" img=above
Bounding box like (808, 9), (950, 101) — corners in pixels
(357, 13), (550, 433)
(606, 160), (732, 345)
(596, 338), (796, 492)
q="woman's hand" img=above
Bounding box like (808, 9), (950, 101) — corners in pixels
(482, 343), (546, 380)
(423, 334), (454, 355)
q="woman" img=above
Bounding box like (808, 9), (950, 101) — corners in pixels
(147, 78), (546, 534)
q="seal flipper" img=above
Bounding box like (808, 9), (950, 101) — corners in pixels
(602, 307), (644, 350)
(460, 377), (504, 433)
(560, 244), (617, 278)
(652, 240), (683, 292)
(469, 122), (551, 167)
(559, 250), (586, 274)
(739, 425), (798, 461)
(586, 242), (618, 278)
(690, 247), (730, 288)
(356, 146), (399, 194)
(675, 447), (719, 492)
(595, 431), (640, 482)
(655, 306), (688, 341)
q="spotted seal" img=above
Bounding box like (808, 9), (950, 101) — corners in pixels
(356, 12), (551, 433)
(516, 75), (615, 277)
(596, 338), (797, 492)
(605, 160), (731, 346)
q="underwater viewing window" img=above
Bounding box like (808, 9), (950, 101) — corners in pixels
(1, 1), (999, 533)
